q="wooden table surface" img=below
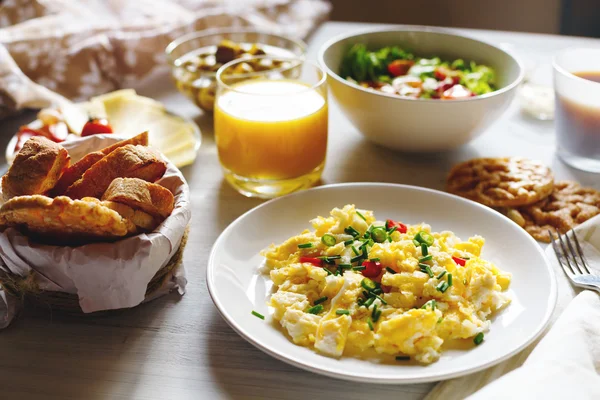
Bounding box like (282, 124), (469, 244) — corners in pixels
(1, 21), (599, 400)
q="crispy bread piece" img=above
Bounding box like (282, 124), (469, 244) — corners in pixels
(101, 200), (158, 231)
(101, 177), (174, 219)
(64, 145), (167, 199)
(0, 195), (130, 245)
(446, 157), (554, 207)
(52, 132), (148, 195)
(2, 137), (70, 202)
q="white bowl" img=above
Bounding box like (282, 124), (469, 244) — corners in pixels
(318, 27), (524, 152)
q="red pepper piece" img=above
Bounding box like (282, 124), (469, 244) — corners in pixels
(81, 118), (113, 137)
(385, 219), (407, 234)
(361, 260), (383, 278)
(452, 256), (467, 266)
(299, 257), (322, 267)
(387, 60), (415, 77)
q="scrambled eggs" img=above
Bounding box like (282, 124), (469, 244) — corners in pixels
(261, 205), (511, 364)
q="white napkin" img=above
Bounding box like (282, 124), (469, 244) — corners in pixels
(426, 214), (600, 400)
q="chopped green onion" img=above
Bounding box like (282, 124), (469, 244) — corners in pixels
(314, 296), (328, 305)
(367, 318), (374, 331)
(318, 255), (341, 260)
(298, 243), (313, 249)
(421, 299), (436, 310)
(421, 243), (428, 256)
(361, 278), (377, 291)
(371, 304), (378, 319)
(371, 227), (387, 243)
(413, 239), (420, 247)
(447, 273), (453, 287)
(344, 226), (360, 237)
(338, 263), (352, 268)
(364, 297), (375, 308)
(351, 254), (365, 263)
(474, 332), (484, 345)
(374, 294), (388, 305)
(437, 317), (443, 324)
(388, 226), (398, 235)
(307, 305), (324, 314)
(372, 309), (382, 322)
(336, 309), (350, 315)
(344, 239), (354, 246)
(387, 236), (393, 243)
(352, 266), (366, 271)
(436, 281), (449, 293)
(437, 270), (447, 279)
(395, 356), (410, 361)
(321, 234), (337, 247)
(356, 211), (367, 221)
(351, 245), (360, 255)
(414, 231), (435, 247)
(419, 255), (433, 262)
(323, 267), (333, 275)
(385, 267), (396, 274)
(370, 257), (380, 262)
(251, 310), (265, 320)
(419, 263), (434, 278)
(372, 288), (383, 295)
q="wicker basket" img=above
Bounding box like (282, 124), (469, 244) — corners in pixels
(0, 228), (188, 316)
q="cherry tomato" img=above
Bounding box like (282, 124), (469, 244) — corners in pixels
(81, 118), (113, 137)
(387, 60), (415, 77)
(452, 256), (467, 266)
(385, 219), (407, 234)
(442, 84), (473, 100)
(361, 260), (383, 278)
(434, 66), (461, 84)
(299, 257), (322, 267)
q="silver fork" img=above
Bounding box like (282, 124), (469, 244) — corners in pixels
(550, 229), (600, 293)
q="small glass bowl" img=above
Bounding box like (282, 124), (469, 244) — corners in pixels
(165, 28), (306, 113)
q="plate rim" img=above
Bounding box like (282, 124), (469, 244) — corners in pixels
(206, 182), (558, 384)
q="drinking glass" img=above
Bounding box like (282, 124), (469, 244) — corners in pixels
(214, 56), (328, 198)
(553, 48), (600, 173)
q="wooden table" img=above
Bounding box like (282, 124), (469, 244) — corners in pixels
(1, 22), (599, 400)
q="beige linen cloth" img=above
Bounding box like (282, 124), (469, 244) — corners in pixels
(427, 214), (600, 400)
(0, 0), (330, 118)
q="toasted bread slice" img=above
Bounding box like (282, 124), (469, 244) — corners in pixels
(101, 200), (159, 232)
(2, 137), (70, 202)
(101, 177), (174, 219)
(64, 144), (167, 199)
(52, 132), (148, 195)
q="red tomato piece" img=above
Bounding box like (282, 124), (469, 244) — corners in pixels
(361, 260), (383, 278)
(435, 66), (461, 84)
(299, 257), (322, 267)
(452, 256), (467, 266)
(385, 219), (407, 234)
(387, 60), (415, 77)
(81, 118), (113, 137)
(442, 84), (473, 99)
(47, 121), (69, 142)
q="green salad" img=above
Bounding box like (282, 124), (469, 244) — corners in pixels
(339, 44), (497, 99)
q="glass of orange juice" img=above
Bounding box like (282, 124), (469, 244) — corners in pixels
(214, 56), (328, 198)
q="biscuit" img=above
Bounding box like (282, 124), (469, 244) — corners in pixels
(447, 157), (554, 207)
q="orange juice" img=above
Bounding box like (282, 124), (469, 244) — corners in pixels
(214, 79), (328, 180)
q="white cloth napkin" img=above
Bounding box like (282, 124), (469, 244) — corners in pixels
(426, 214), (600, 400)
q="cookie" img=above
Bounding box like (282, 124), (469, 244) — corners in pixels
(446, 157), (554, 207)
(502, 181), (600, 242)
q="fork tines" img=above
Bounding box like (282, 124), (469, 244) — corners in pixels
(550, 229), (591, 276)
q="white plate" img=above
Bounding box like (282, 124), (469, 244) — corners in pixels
(207, 183), (557, 384)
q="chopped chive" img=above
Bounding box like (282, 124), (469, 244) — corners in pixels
(251, 310), (265, 320)
(426, 266), (433, 278)
(344, 239), (354, 246)
(351, 245), (360, 255)
(351, 254), (365, 263)
(387, 236), (392, 243)
(361, 278), (377, 291)
(321, 234), (337, 247)
(370, 257), (380, 262)
(364, 297), (375, 308)
(372, 309), (382, 322)
(357, 298), (364, 306)
(385, 267), (396, 274)
(374, 294), (388, 305)
(422, 299), (436, 310)
(413, 239), (420, 247)
(298, 243), (313, 249)
(323, 267), (333, 275)
(436, 281), (449, 293)
(421, 243), (428, 256)
(447, 273), (453, 287)
(307, 305), (324, 314)
(437, 317), (443, 324)
(352, 266), (366, 271)
(463, 257), (471, 260)
(356, 211), (367, 221)
(362, 290), (370, 297)
(437, 270), (447, 279)
(338, 263), (352, 268)
(474, 332), (484, 345)
(318, 255), (341, 260)
(395, 356), (411, 361)
(344, 226), (360, 237)
(419, 255), (433, 262)
(336, 309), (350, 315)
(372, 288), (383, 295)
(314, 296), (328, 305)
(371, 304), (378, 319)
(388, 226), (398, 235)
(371, 227), (387, 243)
(367, 318), (374, 331)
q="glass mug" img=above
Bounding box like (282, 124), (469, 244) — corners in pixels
(214, 56), (328, 198)
(553, 48), (600, 173)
